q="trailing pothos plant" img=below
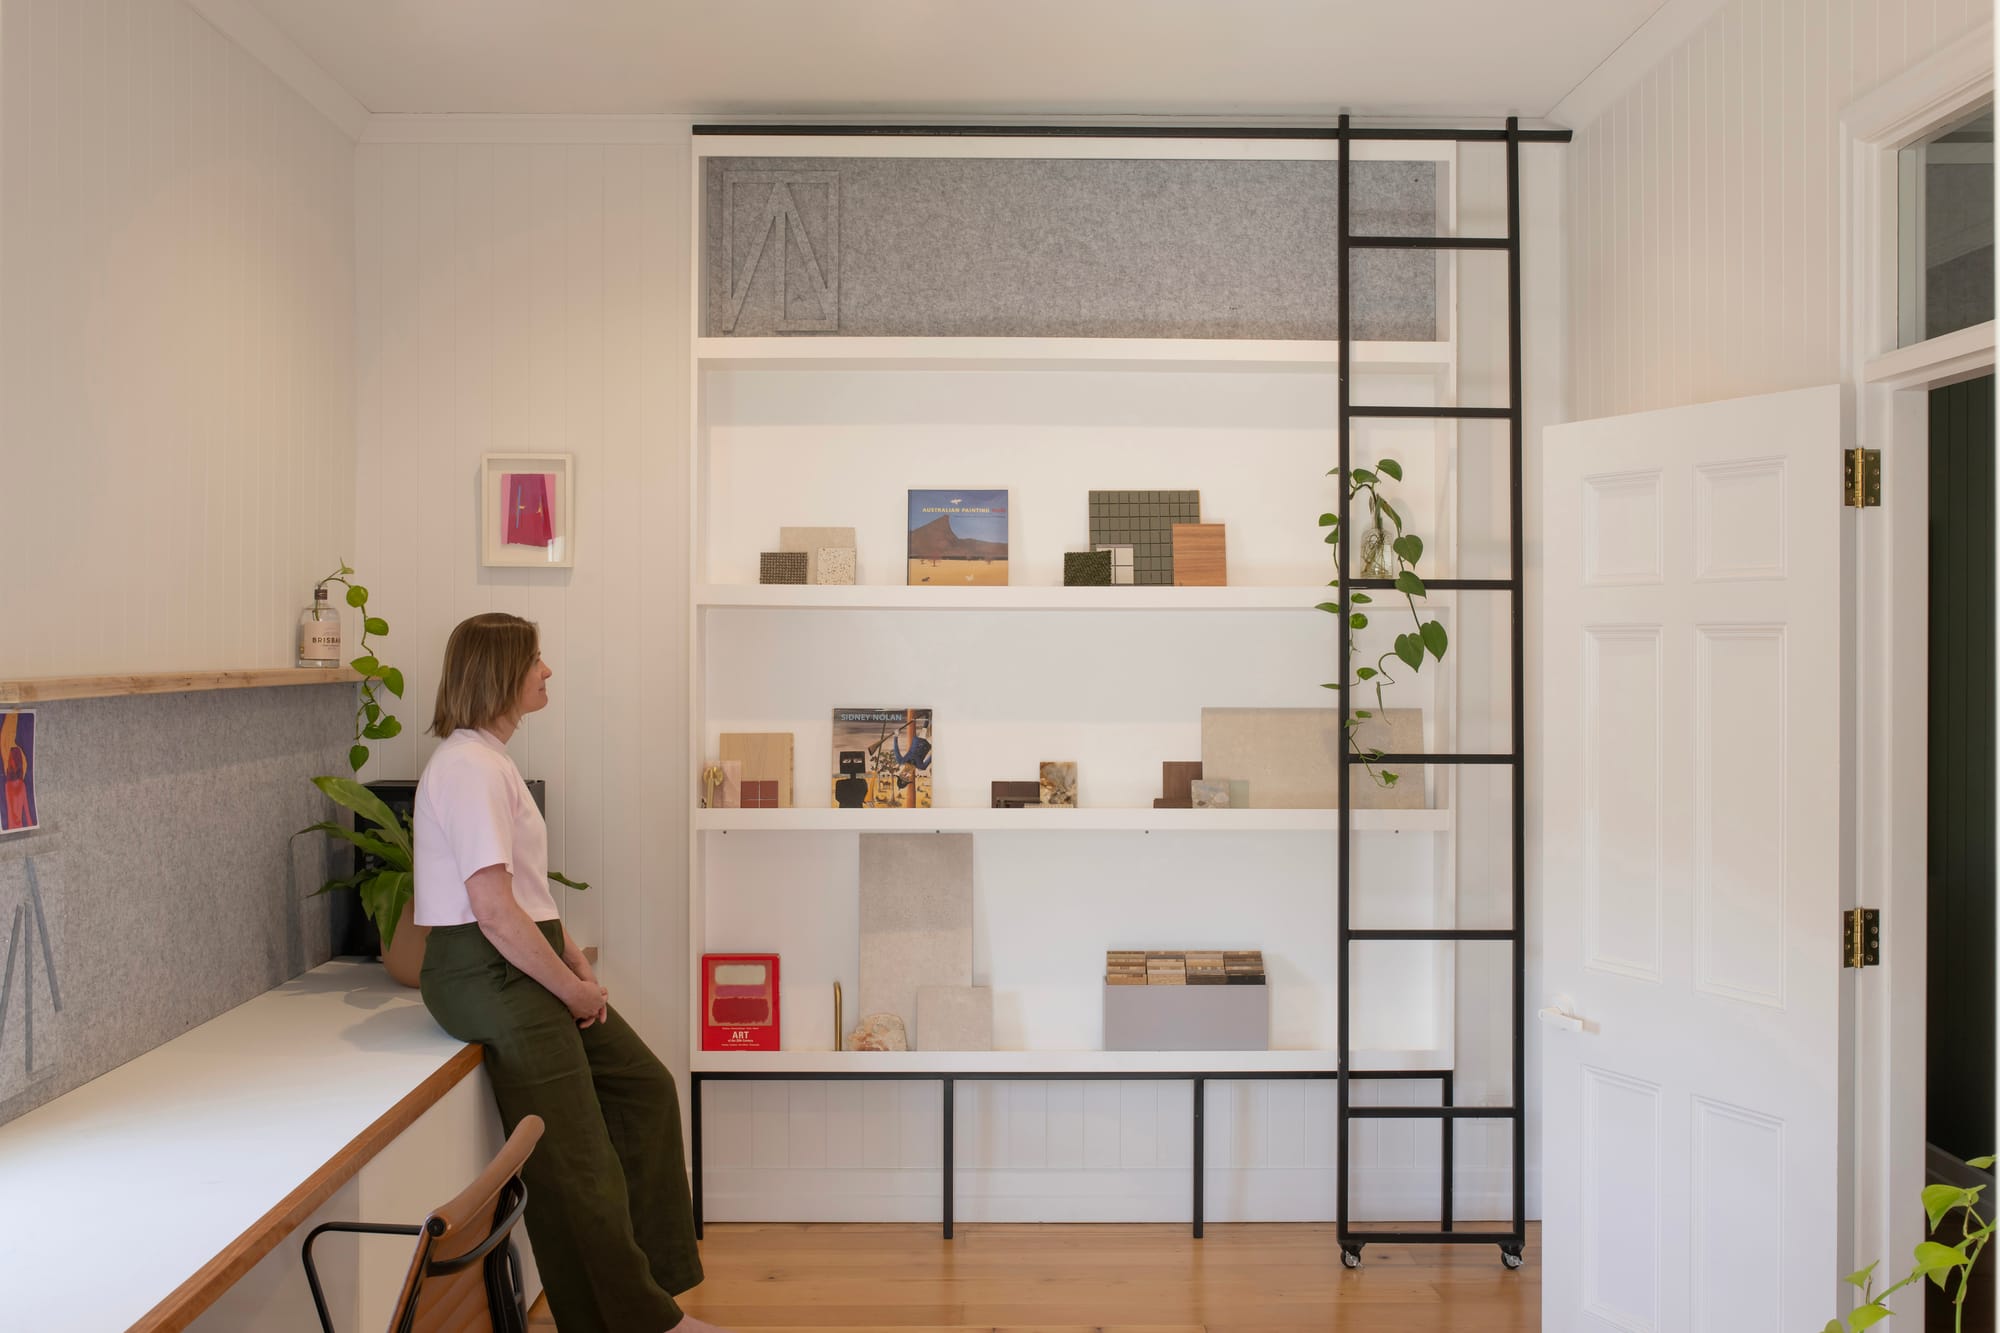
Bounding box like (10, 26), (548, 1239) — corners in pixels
(1315, 457), (1448, 789)
(314, 561), (405, 773)
(1825, 1156), (1994, 1332)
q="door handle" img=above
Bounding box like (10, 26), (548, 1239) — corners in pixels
(1538, 995), (1585, 1033)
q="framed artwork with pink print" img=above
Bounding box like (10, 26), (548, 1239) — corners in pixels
(481, 454), (574, 568)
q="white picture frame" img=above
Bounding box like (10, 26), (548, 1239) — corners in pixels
(481, 453), (574, 568)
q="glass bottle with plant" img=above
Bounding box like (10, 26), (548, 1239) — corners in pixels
(1316, 457), (1448, 790)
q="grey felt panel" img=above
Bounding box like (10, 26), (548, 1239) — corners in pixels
(0, 685), (351, 1128)
(858, 833), (972, 1050)
(706, 157), (1438, 340)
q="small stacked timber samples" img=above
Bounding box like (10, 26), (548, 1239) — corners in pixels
(1106, 950), (1148, 985)
(1104, 949), (1265, 985)
(1224, 950), (1266, 984)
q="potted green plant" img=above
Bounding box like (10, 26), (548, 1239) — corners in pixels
(295, 563), (586, 985)
(1826, 1157), (1993, 1331)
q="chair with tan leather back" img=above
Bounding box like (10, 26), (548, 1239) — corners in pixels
(302, 1114), (546, 1333)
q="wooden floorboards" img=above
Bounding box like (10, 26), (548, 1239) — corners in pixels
(654, 1222), (1542, 1332)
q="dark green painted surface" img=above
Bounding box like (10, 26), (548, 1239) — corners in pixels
(1927, 372), (1995, 1162)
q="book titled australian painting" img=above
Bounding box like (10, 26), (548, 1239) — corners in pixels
(907, 490), (1009, 586)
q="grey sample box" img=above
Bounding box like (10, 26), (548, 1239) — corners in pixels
(1103, 983), (1269, 1052)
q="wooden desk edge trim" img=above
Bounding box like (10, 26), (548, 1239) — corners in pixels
(0, 668), (363, 704)
(127, 1043), (485, 1333)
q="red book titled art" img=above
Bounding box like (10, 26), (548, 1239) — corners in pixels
(701, 954), (780, 1051)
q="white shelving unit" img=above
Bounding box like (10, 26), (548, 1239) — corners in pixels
(685, 136), (1481, 1216)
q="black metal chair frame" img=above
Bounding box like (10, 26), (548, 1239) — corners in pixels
(300, 1176), (532, 1333)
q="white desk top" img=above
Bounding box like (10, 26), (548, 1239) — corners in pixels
(0, 961), (477, 1332)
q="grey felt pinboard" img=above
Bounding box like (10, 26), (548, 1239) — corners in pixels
(706, 157), (1440, 341)
(0, 684), (352, 1128)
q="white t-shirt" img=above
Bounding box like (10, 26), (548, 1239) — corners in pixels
(412, 727), (559, 927)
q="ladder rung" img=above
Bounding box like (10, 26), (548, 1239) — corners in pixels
(1349, 235), (1510, 251)
(1347, 1105), (1519, 1120)
(1349, 929), (1514, 942)
(1349, 405), (1514, 420)
(1344, 577), (1515, 591)
(1348, 752), (1516, 765)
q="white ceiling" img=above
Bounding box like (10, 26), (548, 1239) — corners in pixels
(242, 0), (1669, 120)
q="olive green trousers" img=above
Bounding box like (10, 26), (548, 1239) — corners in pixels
(420, 921), (702, 1333)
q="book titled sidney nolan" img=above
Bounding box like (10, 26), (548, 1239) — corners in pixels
(832, 707), (934, 809)
(908, 489), (1009, 586)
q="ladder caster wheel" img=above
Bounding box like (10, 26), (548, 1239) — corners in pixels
(1500, 1244), (1525, 1270)
(1341, 1244), (1364, 1269)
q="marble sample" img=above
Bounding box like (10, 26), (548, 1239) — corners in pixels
(1200, 707), (1424, 810)
(858, 833), (973, 1049)
(1038, 761), (1077, 807)
(849, 1012), (908, 1052)
(1191, 779), (1230, 809)
(915, 985), (993, 1051)
(815, 546), (856, 585)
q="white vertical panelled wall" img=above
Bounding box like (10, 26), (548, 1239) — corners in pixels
(0, 0), (355, 676)
(1563, 0), (1991, 419)
(352, 123), (691, 1062)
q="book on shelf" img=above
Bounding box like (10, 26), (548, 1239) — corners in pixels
(908, 489), (1008, 586)
(831, 707), (934, 809)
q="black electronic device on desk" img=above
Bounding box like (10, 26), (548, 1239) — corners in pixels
(332, 778), (546, 956)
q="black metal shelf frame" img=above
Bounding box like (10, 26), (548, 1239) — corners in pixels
(689, 115), (1567, 1270)
(690, 1066), (1451, 1241)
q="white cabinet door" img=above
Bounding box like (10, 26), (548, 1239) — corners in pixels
(1540, 385), (1849, 1332)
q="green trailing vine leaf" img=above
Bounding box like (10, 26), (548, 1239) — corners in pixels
(1830, 1165), (1990, 1331)
(1316, 457), (1449, 789)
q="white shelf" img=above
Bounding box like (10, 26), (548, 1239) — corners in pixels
(695, 807), (1450, 834)
(690, 1047), (1451, 1075)
(696, 335), (1452, 375)
(698, 584), (1455, 613)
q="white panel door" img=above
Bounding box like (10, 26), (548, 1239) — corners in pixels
(1541, 385), (1849, 1333)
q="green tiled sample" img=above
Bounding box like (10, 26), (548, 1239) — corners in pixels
(1088, 491), (1200, 586)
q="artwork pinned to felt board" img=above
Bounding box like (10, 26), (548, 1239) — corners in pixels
(0, 711), (37, 835)
(908, 490), (1008, 586)
(832, 708), (933, 808)
(482, 454), (574, 567)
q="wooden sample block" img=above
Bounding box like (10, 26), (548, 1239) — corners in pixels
(720, 732), (793, 808)
(859, 834), (973, 1050)
(1063, 550), (1112, 586)
(779, 526), (857, 585)
(1200, 707), (1425, 810)
(1145, 952), (1187, 985)
(990, 780), (1041, 809)
(1153, 760), (1203, 809)
(1171, 523), (1227, 586)
(759, 551), (807, 585)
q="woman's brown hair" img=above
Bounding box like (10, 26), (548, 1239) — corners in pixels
(430, 613), (540, 737)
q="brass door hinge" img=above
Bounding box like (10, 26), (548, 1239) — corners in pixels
(1843, 907), (1880, 968)
(1845, 448), (1881, 508)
